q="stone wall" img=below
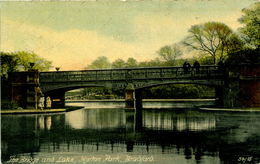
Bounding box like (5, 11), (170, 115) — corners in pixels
(240, 80), (260, 107)
(9, 70), (39, 109)
(238, 64), (260, 107)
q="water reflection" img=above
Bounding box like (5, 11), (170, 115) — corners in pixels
(1, 107), (260, 164)
(142, 110), (215, 131)
(65, 109), (125, 129)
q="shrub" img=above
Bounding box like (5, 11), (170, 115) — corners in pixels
(1, 100), (19, 110)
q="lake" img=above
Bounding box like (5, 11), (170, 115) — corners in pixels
(1, 101), (260, 164)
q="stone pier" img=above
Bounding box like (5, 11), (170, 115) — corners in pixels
(125, 83), (136, 111)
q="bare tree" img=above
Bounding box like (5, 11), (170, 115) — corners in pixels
(183, 22), (233, 64)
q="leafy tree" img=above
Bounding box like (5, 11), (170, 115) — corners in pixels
(183, 22), (233, 64)
(125, 58), (139, 68)
(197, 56), (214, 65)
(1, 51), (53, 77)
(224, 33), (260, 64)
(149, 58), (164, 66)
(225, 33), (245, 56)
(112, 58), (126, 68)
(16, 51), (53, 71)
(157, 45), (182, 66)
(80, 87), (116, 99)
(81, 88), (92, 96)
(139, 58), (165, 67)
(1, 52), (19, 77)
(139, 61), (150, 67)
(238, 2), (260, 48)
(87, 56), (111, 69)
(142, 84), (215, 99)
(226, 47), (260, 64)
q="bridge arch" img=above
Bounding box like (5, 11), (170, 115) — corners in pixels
(134, 81), (224, 90)
(41, 84), (117, 93)
(42, 84), (124, 108)
(133, 81), (222, 109)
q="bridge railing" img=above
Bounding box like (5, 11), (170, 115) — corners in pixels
(39, 65), (225, 83)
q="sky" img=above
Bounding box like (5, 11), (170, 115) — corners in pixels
(1, 0), (258, 71)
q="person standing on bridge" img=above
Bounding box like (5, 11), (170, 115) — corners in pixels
(193, 61), (200, 74)
(46, 96), (52, 110)
(183, 61), (191, 74)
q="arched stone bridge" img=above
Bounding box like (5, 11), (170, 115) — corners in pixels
(39, 65), (226, 92)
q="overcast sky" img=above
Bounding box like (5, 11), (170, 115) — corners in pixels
(1, 0), (257, 71)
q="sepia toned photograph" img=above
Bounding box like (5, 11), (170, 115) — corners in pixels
(1, 0), (260, 163)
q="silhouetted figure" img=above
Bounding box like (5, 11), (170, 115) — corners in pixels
(183, 61), (191, 74)
(193, 61), (200, 74)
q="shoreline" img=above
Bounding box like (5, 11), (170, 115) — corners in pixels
(1, 102), (260, 115)
(1, 106), (83, 115)
(199, 107), (260, 112)
(65, 99), (216, 102)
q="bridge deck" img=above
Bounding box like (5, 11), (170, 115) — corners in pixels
(40, 65), (225, 83)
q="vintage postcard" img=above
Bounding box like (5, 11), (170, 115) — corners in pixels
(1, 0), (260, 164)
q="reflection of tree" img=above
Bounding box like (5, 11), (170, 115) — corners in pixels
(65, 108), (126, 129)
(143, 110), (216, 131)
(1, 116), (40, 162)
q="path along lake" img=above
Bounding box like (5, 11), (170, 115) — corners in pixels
(1, 100), (260, 164)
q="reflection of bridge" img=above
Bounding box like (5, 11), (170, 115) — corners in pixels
(8, 64), (260, 109)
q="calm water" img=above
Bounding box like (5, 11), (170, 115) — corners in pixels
(1, 101), (260, 164)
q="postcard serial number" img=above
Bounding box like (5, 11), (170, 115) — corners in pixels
(238, 156), (253, 163)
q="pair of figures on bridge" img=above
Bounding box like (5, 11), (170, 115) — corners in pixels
(183, 61), (200, 74)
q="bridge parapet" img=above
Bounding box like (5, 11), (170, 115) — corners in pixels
(40, 65), (225, 83)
